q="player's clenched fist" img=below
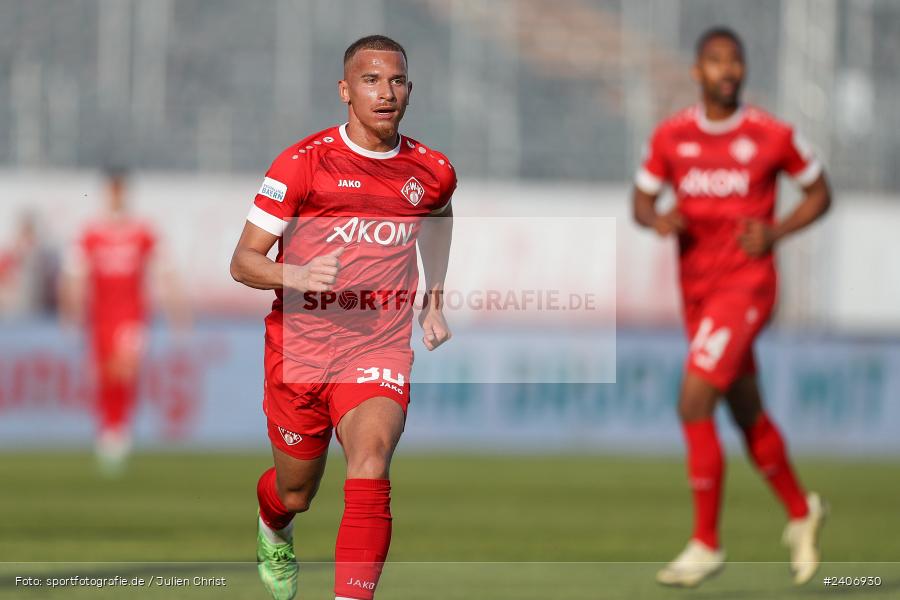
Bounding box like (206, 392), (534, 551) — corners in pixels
(737, 218), (777, 257)
(418, 304), (451, 351)
(284, 246), (344, 292)
(653, 208), (686, 237)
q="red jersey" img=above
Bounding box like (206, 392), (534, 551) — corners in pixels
(635, 105), (822, 301)
(248, 124), (457, 367)
(74, 219), (157, 325)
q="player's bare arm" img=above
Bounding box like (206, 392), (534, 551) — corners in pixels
(632, 187), (685, 237)
(417, 205), (453, 351)
(738, 172), (831, 257)
(58, 262), (85, 328)
(230, 221), (344, 292)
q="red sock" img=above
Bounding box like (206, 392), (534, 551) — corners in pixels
(98, 380), (125, 432)
(334, 479), (392, 600)
(744, 413), (809, 519)
(682, 419), (724, 549)
(97, 377), (137, 433)
(257, 467), (294, 531)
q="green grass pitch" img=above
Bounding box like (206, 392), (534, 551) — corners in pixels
(1, 452), (898, 598)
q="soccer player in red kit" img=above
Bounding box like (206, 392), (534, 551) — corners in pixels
(633, 28), (831, 587)
(230, 36), (455, 600)
(61, 168), (185, 474)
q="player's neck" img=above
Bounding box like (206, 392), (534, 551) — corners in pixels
(344, 120), (399, 153)
(702, 100), (741, 122)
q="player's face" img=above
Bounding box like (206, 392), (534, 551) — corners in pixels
(339, 49), (411, 141)
(693, 37), (745, 108)
(107, 177), (127, 214)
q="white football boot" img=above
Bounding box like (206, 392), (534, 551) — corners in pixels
(783, 492), (828, 585)
(656, 539), (725, 587)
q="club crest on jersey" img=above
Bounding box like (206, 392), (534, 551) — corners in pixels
(729, 136), (757, 165)
(277, 426), (303, 446)
(338, 179), (362, 188)
(401, 177), (425, 206)
(677, 142), (702, 157)
(259, 177), (287, 202)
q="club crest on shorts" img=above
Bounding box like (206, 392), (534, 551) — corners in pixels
(401, 177), (425, 206)
(277, 426), (303, 446)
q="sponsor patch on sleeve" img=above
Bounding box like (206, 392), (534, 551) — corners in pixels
(258, 177), (287, 202)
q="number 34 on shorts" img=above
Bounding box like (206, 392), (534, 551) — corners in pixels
(356, 366), (407, 396)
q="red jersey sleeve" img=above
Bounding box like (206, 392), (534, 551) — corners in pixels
(781, 128), (823, 187)
(247, 147), (310, 236)
(634, 126), (670, 195)
(142, 226), (157, 257)
(431, 157), (457, 215)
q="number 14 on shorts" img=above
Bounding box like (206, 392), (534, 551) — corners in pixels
(690, 317), (732, 371)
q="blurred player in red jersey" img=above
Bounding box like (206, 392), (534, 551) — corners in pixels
(230, 36), (455, 600)
(632, 28), (831, 587)
(61, 167), (186, 475)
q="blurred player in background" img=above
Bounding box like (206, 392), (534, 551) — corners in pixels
(632, 27), (832, 587)
(60, 167), (187, 475)
(230, 35), (455, 600)
(0, 212), (58, 318)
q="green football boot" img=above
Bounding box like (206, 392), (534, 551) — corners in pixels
(256, 512), (298, 600)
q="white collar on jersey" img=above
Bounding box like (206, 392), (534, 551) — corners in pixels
(338, 123), (402, 159)
(695, 104), (746, 135)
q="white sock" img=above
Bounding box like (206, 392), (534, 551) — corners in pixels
(259, 516), (293, 544)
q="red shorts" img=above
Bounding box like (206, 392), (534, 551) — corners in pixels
(91, 320), (147, 360)
(683, 288), (776, 391)
(263, 345), (412, 460)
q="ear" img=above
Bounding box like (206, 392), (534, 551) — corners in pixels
(338, 79), (350, 104)
(406, 80), (413, 106)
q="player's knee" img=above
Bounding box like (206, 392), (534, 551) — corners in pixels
(280, 488), (315, 514)
(278, 479), (321, 514)
(346, 453), (391, 480)
(678, 402), (710, 423)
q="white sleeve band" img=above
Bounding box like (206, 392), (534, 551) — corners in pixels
(247, 204), (286, 236)
(792, 159), (823, 187)
(430, 196), (453, 215)
(635, 168), (664, 195)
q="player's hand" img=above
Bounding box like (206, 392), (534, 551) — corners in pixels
(738, 219), (777, 257)
(284, 246), (344, 292)
(419, 303), (451, 351)
(653, 209), (686, 237)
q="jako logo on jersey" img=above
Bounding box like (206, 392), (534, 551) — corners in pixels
(729, 136), (758, 165)
(677, 142), (702, 157)
(401, 177), (425, 206)
(326, 217), (415, 246)
(277, 426), (303, 446)
(338, 179), (362, 188)
(678, 168), (750, 197)
(259, 177), (287, 202)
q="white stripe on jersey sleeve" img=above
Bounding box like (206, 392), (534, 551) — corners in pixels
(430, 196), (453, 215)
(793, 159), (823, 187)
(635, 168), (664, 195)
(247, 204), (286, 236)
